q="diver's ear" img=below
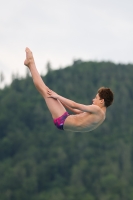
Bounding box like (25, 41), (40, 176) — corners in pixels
(100, 99), (104, 105)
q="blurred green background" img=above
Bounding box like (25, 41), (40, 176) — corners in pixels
(0, 61), (133, 200)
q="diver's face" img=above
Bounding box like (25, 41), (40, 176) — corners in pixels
(92, 93), (102, 106)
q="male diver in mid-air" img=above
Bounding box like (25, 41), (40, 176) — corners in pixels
(24, 47), (114, 132)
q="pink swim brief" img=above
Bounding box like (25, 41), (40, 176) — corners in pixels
(53, 112), (69, 130)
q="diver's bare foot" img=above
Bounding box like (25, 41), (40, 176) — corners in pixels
(24, 47), (35, 68)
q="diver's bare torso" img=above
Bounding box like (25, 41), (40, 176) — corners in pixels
(64, 110), (105, 132)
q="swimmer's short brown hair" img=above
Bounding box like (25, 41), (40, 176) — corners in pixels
(98, 87), (114, 107)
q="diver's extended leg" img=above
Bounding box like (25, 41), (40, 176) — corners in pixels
(24, 47), (66, 119)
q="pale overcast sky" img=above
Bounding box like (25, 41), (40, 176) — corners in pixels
(0, 0), (133, 87)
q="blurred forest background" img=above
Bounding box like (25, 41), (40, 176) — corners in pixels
(0, 61), (133, 200)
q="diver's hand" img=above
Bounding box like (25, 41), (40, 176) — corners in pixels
(47, 89), (59, 99)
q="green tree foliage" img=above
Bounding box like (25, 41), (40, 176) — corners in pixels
(0, 61), (133, 200)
